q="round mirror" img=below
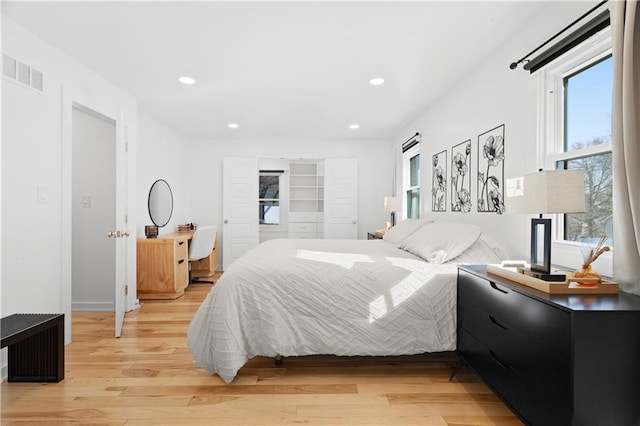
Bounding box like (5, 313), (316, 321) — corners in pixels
(148, 179), (173, 227)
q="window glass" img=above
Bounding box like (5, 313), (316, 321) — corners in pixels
(409, 154), (420, 187)
(259, 174), (280, 224)
(406, 188), (420, 219)
(564, 56), (613, 151)
(558, 152), (612, 243)
(560, 55), (612, 244)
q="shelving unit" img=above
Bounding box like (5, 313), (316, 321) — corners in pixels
(289, 161), (324, 238)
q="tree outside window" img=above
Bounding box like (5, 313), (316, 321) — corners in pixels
(259, 173), (280, 224)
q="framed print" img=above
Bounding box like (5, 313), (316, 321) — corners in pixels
(432, 150), (447, 212)
(451, 140), (472, 213)
(477, 124), (505, 214)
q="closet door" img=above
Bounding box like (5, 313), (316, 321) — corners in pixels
(324, 158), (358, 239)
(222, 157), (259, 270)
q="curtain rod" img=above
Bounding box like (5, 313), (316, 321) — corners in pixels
(401, 132), (421, 153)
(509, 0), (607, 70)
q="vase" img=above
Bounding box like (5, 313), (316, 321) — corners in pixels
(573, 264), (601, 286)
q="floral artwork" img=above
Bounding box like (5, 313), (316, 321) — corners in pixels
(451, 140), (472, 213)
(477, 124), (505, 214)
(431, 150), (447, 212)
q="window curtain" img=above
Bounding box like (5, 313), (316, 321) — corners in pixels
(611, 0), (640, 295)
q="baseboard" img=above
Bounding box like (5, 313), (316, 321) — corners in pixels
(72, 302), (114, 311)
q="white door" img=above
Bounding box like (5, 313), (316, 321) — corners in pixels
(222, 157), (259, 270)
(70, 105), (128, 337)
(113, 120), (129, 338)
(324, 158), (358, 239)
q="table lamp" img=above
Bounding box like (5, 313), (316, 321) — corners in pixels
(384, 196), (402, 227)
(505, 169), (585, 280)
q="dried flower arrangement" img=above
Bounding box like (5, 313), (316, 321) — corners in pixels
(574, 235), (611, 285)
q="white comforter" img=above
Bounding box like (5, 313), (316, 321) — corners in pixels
(187, 238), (459, 383)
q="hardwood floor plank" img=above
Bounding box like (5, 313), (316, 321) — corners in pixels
(1, 281), (522, 425)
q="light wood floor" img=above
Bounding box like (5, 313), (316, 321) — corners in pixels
(1, 279), (522, 426)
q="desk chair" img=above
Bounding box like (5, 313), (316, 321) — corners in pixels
(188, 225), (217, 284)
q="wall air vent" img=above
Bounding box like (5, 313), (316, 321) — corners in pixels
(2, 54), (17, 79)
(2, 53), (44, 93)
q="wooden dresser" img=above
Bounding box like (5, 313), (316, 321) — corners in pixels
(457, 265), (640, 425)
(136, 233), (189, 299)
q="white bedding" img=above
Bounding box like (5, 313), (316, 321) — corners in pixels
(187, 238), (460, 383)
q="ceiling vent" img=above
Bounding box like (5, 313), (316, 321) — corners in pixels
(2, 53), (44, 93)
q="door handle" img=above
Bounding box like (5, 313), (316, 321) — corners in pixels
(224, 219), (229, 224)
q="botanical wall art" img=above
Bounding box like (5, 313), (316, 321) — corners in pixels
(451, 140), (472, 213)
(477, 124), (505, 214)
(431, 150), (447, 212)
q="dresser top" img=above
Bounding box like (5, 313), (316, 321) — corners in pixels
(459, 265), (640, 312)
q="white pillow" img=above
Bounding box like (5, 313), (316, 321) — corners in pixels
(398, 222), (482, 264)
(449, 235), (510, 265)
(382, 219), (433, 245)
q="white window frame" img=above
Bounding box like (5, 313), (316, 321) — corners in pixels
(402, 144), (420, 219)
(537, 27), (612, 275)
(259, 171), (282, 226)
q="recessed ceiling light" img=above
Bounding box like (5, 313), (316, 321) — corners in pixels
(228, 123), (239, 129)
(178, 76), (195, 85)
(369, 77), (385, 86)
(349, 124), (360, 130)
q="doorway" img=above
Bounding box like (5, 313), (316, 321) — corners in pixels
(71, 105), (116, 311)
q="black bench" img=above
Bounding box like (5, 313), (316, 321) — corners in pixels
(1, 313), (65, 382)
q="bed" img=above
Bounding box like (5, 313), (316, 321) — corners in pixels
(187, 220), (508, 383)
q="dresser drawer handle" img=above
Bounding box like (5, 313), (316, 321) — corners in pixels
(489, 315), (508, 331)
(490, 281), (508, 294)
(178, 259), (185, 264)
(178, 241), (185, 246)
(489, 350), (509, 370)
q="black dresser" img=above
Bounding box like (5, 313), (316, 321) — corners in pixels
(457, 265), (640, 426)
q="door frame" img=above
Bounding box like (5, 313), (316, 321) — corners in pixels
(61, 87), (136, 342)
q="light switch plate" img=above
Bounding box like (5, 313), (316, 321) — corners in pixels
(37, 186), (49, 204)
(82, 195), (92, 208)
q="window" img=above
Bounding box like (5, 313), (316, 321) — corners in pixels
(259, 171), (281, 224)
(540, 28), (612, 249)
(402, 135), (421, 219)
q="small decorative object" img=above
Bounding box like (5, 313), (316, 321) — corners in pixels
(145, 225), (158, 239)
(574, 236), (610, 286)
(177, 223), (191, 232)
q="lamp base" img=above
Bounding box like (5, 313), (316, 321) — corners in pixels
(517, 267), (566, 282)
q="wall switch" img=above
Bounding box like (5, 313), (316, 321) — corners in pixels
(81, 195), (92, 208)
(37, 186), (49, 204)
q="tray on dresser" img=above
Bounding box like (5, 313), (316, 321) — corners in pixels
(486, 263), (619, 294)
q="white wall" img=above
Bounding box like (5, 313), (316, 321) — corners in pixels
(136, 111), (191, 237)
(1, 17), (138, 350)
(390, 2), (594, 262)
(187, 138), (393, 264)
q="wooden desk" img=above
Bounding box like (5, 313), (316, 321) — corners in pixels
(136, 231), (218, 300)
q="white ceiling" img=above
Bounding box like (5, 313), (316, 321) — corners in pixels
(2, 1), (547, 141)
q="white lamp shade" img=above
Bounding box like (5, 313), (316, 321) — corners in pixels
(384, 196), (402, 213)
(506, 169), (585, 214)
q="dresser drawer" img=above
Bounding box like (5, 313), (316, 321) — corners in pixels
(289, 222), (318, 233)
(458, 328), (537, 422)
(288, 232), (317, 239)
(459, 269), (570, 361)
(289, 212), (319, 223)
(458, 302), (570, 409)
